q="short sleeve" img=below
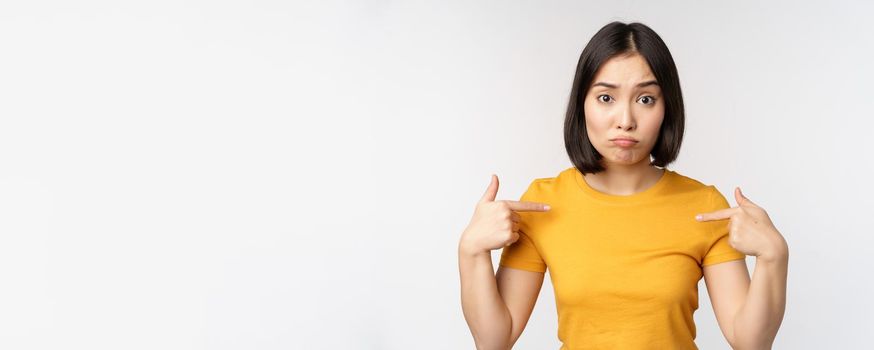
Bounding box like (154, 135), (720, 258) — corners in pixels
(702, 187), (747, 266)
(498, 180), (547, 273)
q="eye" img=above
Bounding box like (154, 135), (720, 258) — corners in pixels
(597, 94), (613, 103)
(638, 95), (657, 105)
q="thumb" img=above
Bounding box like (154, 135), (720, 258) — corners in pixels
(479, 174), (499, 203)
(735, 186), (755, 207)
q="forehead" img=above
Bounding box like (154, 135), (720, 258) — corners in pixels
(591, 53), (657, 85)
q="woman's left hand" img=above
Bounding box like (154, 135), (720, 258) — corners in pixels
(695, 187), (788, 262)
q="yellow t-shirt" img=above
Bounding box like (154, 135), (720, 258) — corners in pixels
(499, 166), (746, 349)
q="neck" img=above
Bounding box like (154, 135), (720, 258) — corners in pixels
(583, 160), (664, 196)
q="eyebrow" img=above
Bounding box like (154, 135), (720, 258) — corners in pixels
(591, 80), (660, 89)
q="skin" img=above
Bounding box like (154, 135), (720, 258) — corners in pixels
(459, 52), (788, 349)
(583, 52), (789, 347)
(697, 188), (788, 349)
(581, 52), (666, 195)
(457, 175), (550, 349)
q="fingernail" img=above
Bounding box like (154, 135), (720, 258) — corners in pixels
(544, 205), (551, 210)
(695, 214), (702, 221)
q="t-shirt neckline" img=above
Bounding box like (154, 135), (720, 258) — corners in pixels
(572, 166), (672, 204)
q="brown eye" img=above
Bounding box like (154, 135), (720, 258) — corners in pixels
(638, 96), (656, 105)
(598, 95), (612, 103)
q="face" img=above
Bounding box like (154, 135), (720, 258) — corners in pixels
(583, 53), (665, 166)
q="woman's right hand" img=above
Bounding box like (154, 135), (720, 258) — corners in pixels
(459, 174), (551, 256)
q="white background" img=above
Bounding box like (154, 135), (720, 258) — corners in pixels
(1, 1), (872, 349)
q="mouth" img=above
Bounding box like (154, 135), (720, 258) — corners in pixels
(611, 139), (638, 148)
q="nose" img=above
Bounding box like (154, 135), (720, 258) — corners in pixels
(615, 102), (636, 131)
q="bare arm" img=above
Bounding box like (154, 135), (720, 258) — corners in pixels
(697, 187), (789, 349)
(732, 247), (788, 349)
(496, 265), (545, 347)
(459, 174), (549, 349)
(458, 247), (512, 349)
(458, 245), (545, 350)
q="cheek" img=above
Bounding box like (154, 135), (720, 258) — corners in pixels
(583, 102), (610, 131)
(637, 106), (665, 137)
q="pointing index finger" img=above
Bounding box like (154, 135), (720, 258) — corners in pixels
(695, 207), (737, 222)
(507, 200), (551, 212)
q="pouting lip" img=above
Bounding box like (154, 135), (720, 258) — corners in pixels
(610, 136), (639, 142)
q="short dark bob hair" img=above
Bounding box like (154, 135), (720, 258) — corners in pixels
(564, 21), (685, 175)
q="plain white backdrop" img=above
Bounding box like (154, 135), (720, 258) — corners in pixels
(1, 0), (872, 349)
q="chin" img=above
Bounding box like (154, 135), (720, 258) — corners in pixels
(606, 155), (645, 165)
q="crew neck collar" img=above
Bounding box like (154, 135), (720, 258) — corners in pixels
(571, 166), (672, 204)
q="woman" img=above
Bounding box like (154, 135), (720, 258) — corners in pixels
(458, 21), (788, 349)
